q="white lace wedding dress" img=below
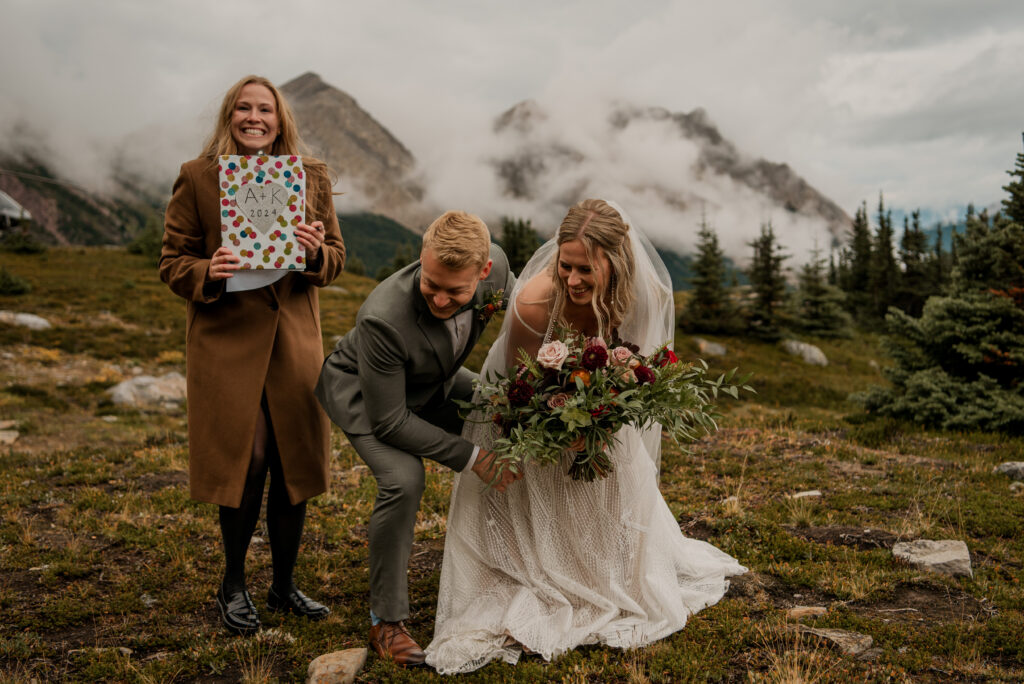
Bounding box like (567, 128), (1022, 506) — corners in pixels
(424, 210), (747, 674)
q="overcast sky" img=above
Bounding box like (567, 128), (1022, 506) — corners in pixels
(2, 0), (1023, 227)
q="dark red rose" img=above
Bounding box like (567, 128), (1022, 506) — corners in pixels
(508, 379), (535, 406)
(634, 365), (656, 385)
(581, 344), (609, 370)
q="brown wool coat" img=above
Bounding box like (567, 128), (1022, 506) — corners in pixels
(159, 157), (345, 507)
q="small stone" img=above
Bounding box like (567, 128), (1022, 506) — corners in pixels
(781, 339), (828, 366)
(0, 311), (52, 330)
(107, 372), (186, 407)
(791, 490), (822, 499)
(251, 536), (265, 545)
(307, 648), (368, 684)
(101, 416), (119, 423)
(693, 337), (727, 357)
(29, 565), (51, 572)
(140, 593), (157, 608)
(1010, 482), (1024, 493)
(0, 430), (18, 445)
(800, 626), (873, 655)
(893, 539), (972, 578)
(787, 606), (827, 621)
(0, 420), (16, 430)
(117, 647), (133, 657)
(792, 594), (803, 599)
(994, 462), (1024, 481)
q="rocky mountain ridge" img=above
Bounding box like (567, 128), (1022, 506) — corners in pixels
(1, 73), (851, 257)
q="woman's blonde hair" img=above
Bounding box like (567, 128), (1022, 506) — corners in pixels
(200, 75), (332, 218)
(422, 210), (491, 270)
(550, 199), (635, 339)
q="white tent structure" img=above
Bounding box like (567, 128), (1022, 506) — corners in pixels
(0, 189), (32, 228)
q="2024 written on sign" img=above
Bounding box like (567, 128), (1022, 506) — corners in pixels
(218, 154), (307, 270)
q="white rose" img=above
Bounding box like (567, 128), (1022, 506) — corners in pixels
(536, 340), (570, 370)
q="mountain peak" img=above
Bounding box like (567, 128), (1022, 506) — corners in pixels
(279, 73), (430, 228)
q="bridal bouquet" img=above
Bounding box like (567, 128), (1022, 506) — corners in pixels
(466, 331), (752, 482)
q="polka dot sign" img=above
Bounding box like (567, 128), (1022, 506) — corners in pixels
(218, 155), (306, 270)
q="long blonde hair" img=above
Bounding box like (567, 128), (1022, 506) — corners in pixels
(200, 75), (332, 218)
(550, 199), (636, 340)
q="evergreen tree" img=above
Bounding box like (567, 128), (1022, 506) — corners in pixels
(346, 256), (366, 277)
(839, 202), (872, 317)
(895, 209), (931, 316)
(789, 245), (852, 338)
(867, 194), (900, 319)
(744, 222), (789, 340)
(860, 152), (1024, 433)
(375, 243), (416, 281)
(680, 215), (742, 334)
(927, 223), (948, 294)
(1001, 135), (1024, 223)
(499, 217), (541, 276)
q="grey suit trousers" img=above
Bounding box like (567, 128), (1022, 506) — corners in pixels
(346, 394), (470, 622)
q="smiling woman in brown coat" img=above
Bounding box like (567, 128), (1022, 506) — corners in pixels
(159, 75), (345, 636)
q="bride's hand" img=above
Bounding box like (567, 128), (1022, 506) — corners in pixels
(471, 450), (522, 492)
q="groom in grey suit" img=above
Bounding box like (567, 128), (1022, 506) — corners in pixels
(315, 210), (519, 666)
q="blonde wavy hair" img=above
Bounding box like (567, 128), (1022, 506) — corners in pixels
(550, 199), (635, 339)
(199, 75), (332, 218)
(422, 210), (491, 270)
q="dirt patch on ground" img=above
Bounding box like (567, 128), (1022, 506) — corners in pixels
(408, 537), (445, 581)
(788, 525), (900, 550)
(854, 582), (996, 624)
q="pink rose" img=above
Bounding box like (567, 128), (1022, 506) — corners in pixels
(536, 340), (570, 370)
(547, 392), (570, 409)
(586, 336), (608, 351)
(609, 346), (633, 366)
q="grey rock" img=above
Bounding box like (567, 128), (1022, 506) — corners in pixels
(892, 539), (972, 578)
(0, 311), (52, 330)
(781, 339), (828, 366)
(0, 420), (17, 429)
(994, 462), (1024, 481)
(693, 337), (727, 357)
(787, 606), (827, 621)
(0, 430), (18, 445)
(107, 373), (186, 407)
(791, 490), (822, 499)
(800, 626), (873, 655)
(1009, 482), (1023, 493)
(307, 648), (367, 684)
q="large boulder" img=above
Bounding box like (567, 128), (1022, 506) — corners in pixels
(892, 539), (972, 578)
(0, 311), (51, 330)
(781, 339), (828, 366)
(107, 372), (186, 408)
(993, 462), (1024, 481)
(307, 648), (367, 684)
(693, 337), (727, 357)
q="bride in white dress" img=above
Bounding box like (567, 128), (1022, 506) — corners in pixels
(424, 199), (746, 674)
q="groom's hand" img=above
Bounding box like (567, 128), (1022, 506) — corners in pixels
(471, 450), (522, 492)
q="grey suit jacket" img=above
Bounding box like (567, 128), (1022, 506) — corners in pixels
(315, 243), (515, 471)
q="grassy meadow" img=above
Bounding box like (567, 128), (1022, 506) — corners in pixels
(1, 247), (1023, 683)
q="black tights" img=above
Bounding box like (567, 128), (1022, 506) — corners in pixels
(219, 396), (307, 595)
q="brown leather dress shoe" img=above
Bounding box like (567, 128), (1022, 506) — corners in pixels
(369, 621), (426, 667)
